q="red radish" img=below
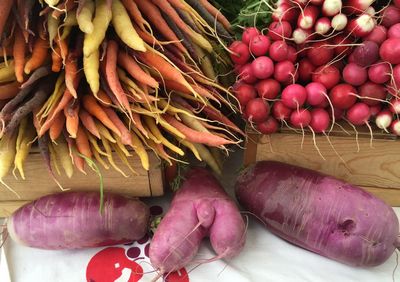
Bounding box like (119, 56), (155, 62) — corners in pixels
(346, 102), (371, 125)
(359, 82), (386, 106)
(251, 57), (274, 80)
(390, 98), (400, 114)
(292, 28), (312, 44)
(364, 25), (387, 45)
(298, 6), (319, 29)
(239, 64), (257, 84)
(269, 40), (289, 62)
(311, 0), (324, 4)
(306, 82), (328, 106)
(395, 0), (400, 8)
(351, 41), (379, 67)
(347, 14), (376, 38)
(322, 0), (342, 16)
(274, 60), (296, 84)
(281, 84), (307, 109)
(331, 60), (346, 72)
(286, 46), (298, 63)
(298, 58), (316, 82)
(368, 62), (391, 84)
(312, 65), (340, 90)
(331, 34), (354, 56)
(344, 0), (374, 14)
(388, 23), (400, 39)
(268, 21), (292, 41)
(343, 63), (368, 86)
(290, 109), (312, 128)
(256, 79), (281, 100)
(375, 110), (392, 132)
(329, 84), (358, 109)
(315, 17), (331, 34)
(310, 108), (330, 133)
(234, 64), (243, 75)
(329, 107), (344, 120)
(380, 38), (400, 65)
(381, 6), (400, 28)
(245, 98), (270, 122)
(229, 42), (251, 65)
(234, 83), (257, 107)
(391, 119), (400, 135)
(257, 117), (279, 134)
(272, 101), (292, 120)
(369, 104), (382, 116)
(249, 35), (271, 57)
(307, 42), (334, 66)
(272, 1), (299, 23)
(242, 27), (260, 45)
(393, 64), (400, 88)
(331, 13), (348, 31)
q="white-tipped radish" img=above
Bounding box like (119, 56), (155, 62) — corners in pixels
(347, 14), (375, 38)
(376, 110), (392, 133)
(344, 0), (374, 14)
(365, 6), (375, 16)
(390, 119), (400, 135)
(298, 6), (320, 29)
(390, 98), (400, 114)
(315, 17), (331, 35)
(272, 0), (299, 23)
(322, 0), (342, 16)
(331, 13), (348, 31)
(292, 28), (312, 44)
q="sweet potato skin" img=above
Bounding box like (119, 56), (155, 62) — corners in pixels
(235, 161), (399, 267)
(7, 192), (150, 250)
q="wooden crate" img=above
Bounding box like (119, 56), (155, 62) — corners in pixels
(244, 127), (400, 206)
(0, 150), (164, 217)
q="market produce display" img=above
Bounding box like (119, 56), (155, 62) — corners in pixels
(0, 0), (241, 195)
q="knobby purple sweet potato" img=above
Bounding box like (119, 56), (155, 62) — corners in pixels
(149, 167), (246, 274)
(235, 161), (400, 267)
(7, 191), (150, 250)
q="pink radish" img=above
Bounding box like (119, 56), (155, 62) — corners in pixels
(272, 101), (292, 120)
(368, 62), (391, 84)
(229, 42), (251, 65)
(347, 14), (375, 38)
(343, 63), (368, 86)
(298, 6), (320, 30)
(306, 82), (328, 106)
(307, 42), (334, 66)
(359, 82), (386, 106)
(346, 102), (371, 125)
(274, 60), (296, 84)
(256, 79), (281, 100)
(315, 17), (331, 35)
(269, 40), (289, 62)
(257, 117), (279, 134)
(292, 28), (312, 44)
(290, 109), (312, 128)
(310, 108), (330, 133)
(369, 104), (382, 116)
(364, 25), (387, 45)
(234, 83), (257, 107)
(249, 35), (271, 57)
(329, 84), (357, 109)
(351, 41), (379, 67)
(381, 6), (400, 28)
(331, 13), (348, 31)
(298, 58), (316, 82)
(322, 0), (342, 16)
(388, 23), (400, 39)
(390, 98), (400, 114)
(268, 21), (293, 41)
(312, 65), (340, 90)
(281, 84), (307, 109)
(251, 57), (274, 80)
(245, 98), (270, 123)
(380, 38), (400, 65)
(344, 0), (374, 14)
(286, 46), (298, 63)
(239, 64), (257, 84)
(242, 27), (260, 45)
(376, 110), (392, 133)
(391, 120), (400, 135)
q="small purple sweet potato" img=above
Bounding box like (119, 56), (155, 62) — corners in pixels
(149, 167), (246, 274)
(7, 192), (150, 250)
(235, 161), (399, 267)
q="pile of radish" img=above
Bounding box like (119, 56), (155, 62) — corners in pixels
(230, 0), (400, 136)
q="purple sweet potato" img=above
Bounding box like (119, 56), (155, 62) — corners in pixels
(7, 192), (150, 250)
(149, 167), (246, 274)
(235, 161), (399, 267)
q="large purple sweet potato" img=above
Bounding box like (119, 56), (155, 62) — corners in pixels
(235, 161), (399, 267)
(7, 192), (150, 250)
(149, 167), (246, 274)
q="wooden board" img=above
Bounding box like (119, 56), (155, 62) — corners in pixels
(244, 130), (400, 206)
(0, 151), (164, 217)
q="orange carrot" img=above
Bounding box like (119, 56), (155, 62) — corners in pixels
(75, 125), (92, 158)
(52, 0), (77, 19)
(120, 0), (149, 32)
(163, 114), (235, 147)
(66, 136), (86, 174)
(79, 108), (100, 139)
(96, 90), (112, 107)
(24, 37), (49, 74)
(102, 106), (132, 146)
(0, 81), (21, 100)
(105, 41), (132, 118)
(132, 112), (148, 138)
(162, 79), (216, 102)
(51, 44), (63, 72)
(49, 112), (65, 141)
(64, 101), (80, 138)
(131, 22), (160, 47)
(65, 55), (78, 98)
(82, 95), (121, 137)
(117, 52), (159, 89)
(0, 0), (13, 37)
(198, 0), (231, 31)
(13, 27), (26, 83)
(55, 35), (68, 64)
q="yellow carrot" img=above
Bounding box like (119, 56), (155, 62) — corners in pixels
(0, 134), (20, 198)
(0, 60), (16, 83)
(83, 49), (100, 94)
(13, 118), (35, 179)
(77, 0), (95, 34)
(130, 131), (149, 170)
